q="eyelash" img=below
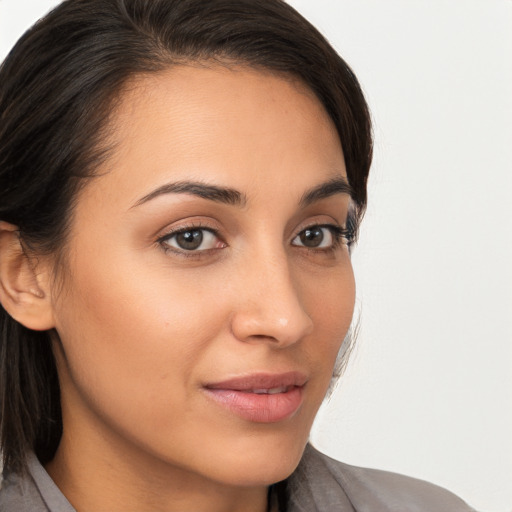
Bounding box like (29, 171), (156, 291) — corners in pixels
(157, 222), (354, 258)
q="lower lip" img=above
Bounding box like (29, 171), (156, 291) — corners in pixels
(204, 386), (304, 423)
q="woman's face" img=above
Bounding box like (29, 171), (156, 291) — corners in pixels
(49, 65), (355, 487)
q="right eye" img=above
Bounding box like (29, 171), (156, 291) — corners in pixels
(159, 227), (225, 253)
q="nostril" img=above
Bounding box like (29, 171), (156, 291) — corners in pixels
(251, 334), (279, 342)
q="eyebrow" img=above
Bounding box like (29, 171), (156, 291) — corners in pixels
(132, 175), (352, 209)
(299, 176), (352, 207)
(132, 180), (247, 208)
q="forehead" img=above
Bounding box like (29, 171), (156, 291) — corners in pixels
(89, 64), (346, 208)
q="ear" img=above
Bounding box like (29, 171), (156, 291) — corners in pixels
(0, 221), (55, 331)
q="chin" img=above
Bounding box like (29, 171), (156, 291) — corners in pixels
(198, 427), (310, 487)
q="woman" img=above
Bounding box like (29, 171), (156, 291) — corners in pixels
(0, 1), (475, 510)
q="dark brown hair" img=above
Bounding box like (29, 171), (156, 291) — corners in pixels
(0, 0), (372, 482)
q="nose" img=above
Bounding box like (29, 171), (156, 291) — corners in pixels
(230, 250), (314, 347)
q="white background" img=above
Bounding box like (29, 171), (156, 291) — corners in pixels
(1, 1), (511, 511)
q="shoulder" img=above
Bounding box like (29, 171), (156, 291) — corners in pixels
(0, 467), (48, 512)
(287, 444), (477, 512)
(0, 453), (75, 512)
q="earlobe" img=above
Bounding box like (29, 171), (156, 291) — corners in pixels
(0, 221), (55, 331)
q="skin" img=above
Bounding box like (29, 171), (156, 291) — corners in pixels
(41, 65), (356, 512)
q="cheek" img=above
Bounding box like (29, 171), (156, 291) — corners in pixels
(52, 248), (230, 426)
(304, 259), (355, 330)
(301, 262), (355, 378)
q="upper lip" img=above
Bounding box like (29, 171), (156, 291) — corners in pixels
(204, 371), (308, 391)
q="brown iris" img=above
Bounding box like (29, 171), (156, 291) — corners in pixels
(176, 230), (204, 250)
(299, 227), (324, 247)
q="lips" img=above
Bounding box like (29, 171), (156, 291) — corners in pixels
(203, 372), (307, 423)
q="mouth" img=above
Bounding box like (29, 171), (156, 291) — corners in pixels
(249, 386), (292, 395)
(203, 372), (307, 423)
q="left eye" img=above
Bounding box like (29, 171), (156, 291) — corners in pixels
(292, 225), (338, 249)
(161, 228), (223, 252)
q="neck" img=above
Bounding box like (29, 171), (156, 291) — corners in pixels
(46, 433), (270, 512)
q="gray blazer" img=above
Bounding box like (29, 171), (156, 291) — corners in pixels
(0, 445), (476, 511)
(288, 444), (476, 511)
